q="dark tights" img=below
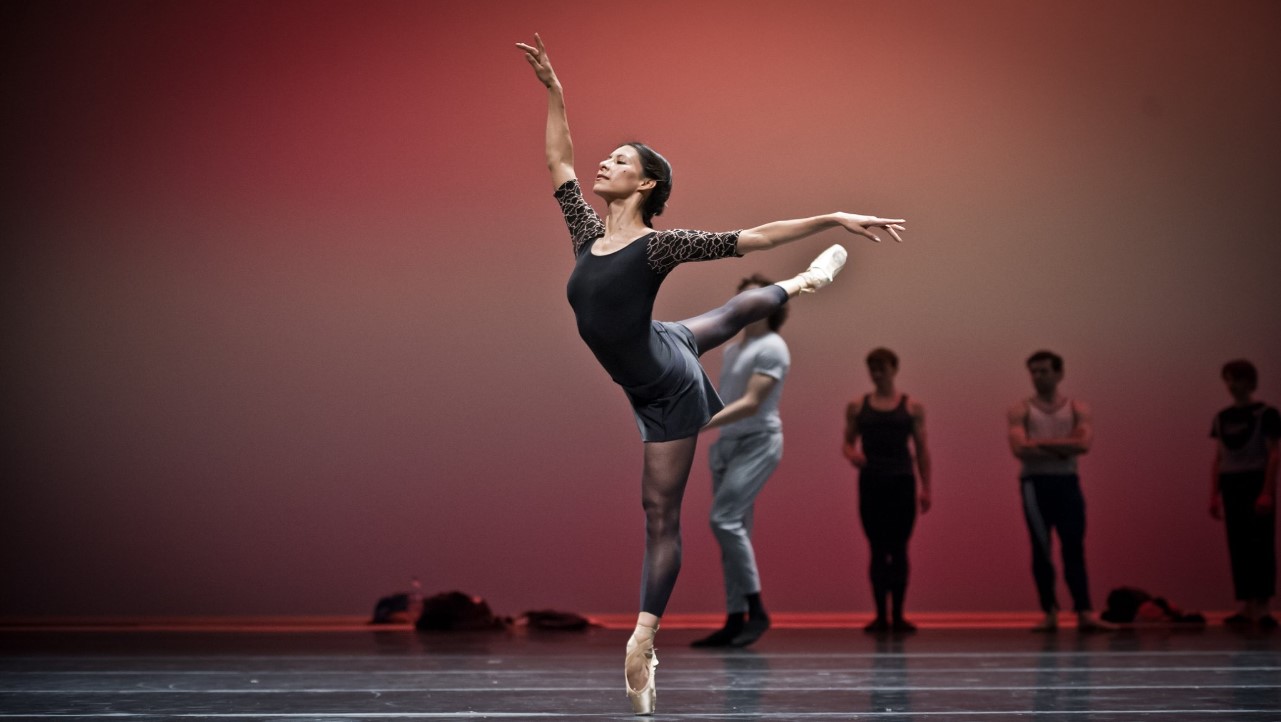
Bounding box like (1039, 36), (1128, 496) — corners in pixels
(859, 471), (918, 621)
(639, 284), (789, 616)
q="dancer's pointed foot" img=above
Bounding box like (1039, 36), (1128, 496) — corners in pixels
(796, 244), (848, 294)
(864, 617), (890, 634)
(625, 623), (658, 715)
(778, 244), (848, 296)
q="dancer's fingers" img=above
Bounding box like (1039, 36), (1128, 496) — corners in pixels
(515, 42), (536, 54)
(886, 226), (904, 243)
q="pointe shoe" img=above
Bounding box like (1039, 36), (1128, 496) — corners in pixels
(796, 244), (848, 293)
(625, 624), (658, 715)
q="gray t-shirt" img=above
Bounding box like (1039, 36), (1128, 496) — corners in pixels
(717, 332), (790, 439)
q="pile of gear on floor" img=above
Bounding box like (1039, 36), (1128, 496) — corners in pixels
(370, 588), (595, 632)
(1099, 587), (1206, 625)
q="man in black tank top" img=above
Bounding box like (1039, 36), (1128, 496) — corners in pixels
(843, 348), (932, 633)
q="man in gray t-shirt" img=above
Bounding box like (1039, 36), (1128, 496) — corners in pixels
(691, 275), (791, 648)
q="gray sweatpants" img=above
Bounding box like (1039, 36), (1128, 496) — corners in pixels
(708, 430), (784, 613)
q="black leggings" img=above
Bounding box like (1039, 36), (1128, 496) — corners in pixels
(638, 284), (788, 616)
(1021, 474), (1092, 613)
(1221, 470), (1277, 601)
(859, 471), (918, 620)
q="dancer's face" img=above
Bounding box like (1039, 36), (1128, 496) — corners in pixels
(593, 146), (654, 201)
(1223, 374), (1254, 402)
(867, 361), (897, 389)
(1027, 359), (1062, 396)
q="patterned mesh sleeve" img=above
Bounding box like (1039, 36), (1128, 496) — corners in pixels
(553, 180), (605, 257)
(647, 229), (743, 275)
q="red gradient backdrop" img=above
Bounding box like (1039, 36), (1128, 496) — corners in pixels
(3, 0), (1279, 617)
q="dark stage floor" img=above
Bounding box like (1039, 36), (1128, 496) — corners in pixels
(1, 623), (1278, 720)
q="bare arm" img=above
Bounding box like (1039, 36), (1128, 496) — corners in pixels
(1209, 446), (1223, 520)
(910, 399), (932, 513)
(516, 34), (574, 189)
(1008, 402), (1058, 461)
(1258, 438), (1279, 515)
(703, 373), (778, 430)
(843, 400), (866, 468)
(735, 213), (905, 254)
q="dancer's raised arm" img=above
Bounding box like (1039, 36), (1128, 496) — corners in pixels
(516, 34), (574, 189)
(736, 212), (906, 254)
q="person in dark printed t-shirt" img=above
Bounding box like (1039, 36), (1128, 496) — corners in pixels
(1210, 359), (1280, 629)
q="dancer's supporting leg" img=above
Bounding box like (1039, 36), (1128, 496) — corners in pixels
(628, 435), (697, 714)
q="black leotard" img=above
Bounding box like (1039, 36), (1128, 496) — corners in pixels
(555, 179), (740, 388)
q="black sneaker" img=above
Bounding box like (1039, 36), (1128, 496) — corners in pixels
(690, 626), (741, 648)
(729, 615), (771, 647)
(1257, 614), (1278, 630)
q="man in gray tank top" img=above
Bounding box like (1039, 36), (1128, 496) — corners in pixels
(1006, 350), (1111, 632)
(691, 275), (791, 648)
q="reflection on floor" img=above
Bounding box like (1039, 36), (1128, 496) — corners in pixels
(1, 618), (1278, 720)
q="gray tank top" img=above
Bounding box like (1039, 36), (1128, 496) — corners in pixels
(1021, 399), (1078, 476)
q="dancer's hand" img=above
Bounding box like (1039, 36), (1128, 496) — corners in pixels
(1209, 497), (1223, 520)
(918, 487), (932, 514)
(832, 213), (906, 243)
(843, 445), (866, 469)
(516, 33), (559, 89)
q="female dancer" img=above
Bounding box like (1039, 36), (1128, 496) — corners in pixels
(842, 348), (932, 633)
(517, 34), (905, 714)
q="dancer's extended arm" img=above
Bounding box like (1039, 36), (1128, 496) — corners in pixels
(736, 213), (905, 254)
(517, 34), (574, 189)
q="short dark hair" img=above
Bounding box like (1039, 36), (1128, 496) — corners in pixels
(866, 347), (899, 369)
(622, 141), (671, 228)
(1026, 350), (1063, 372)
(738, 274), (788, 331)
(1222, 359), (1258, 390)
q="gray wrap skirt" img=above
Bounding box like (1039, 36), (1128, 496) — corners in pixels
(621, 321), (724, 443)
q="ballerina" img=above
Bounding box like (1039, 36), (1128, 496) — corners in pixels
(517, 33), (905, 715)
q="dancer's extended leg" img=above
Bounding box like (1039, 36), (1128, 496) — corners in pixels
(682, 244), (848, 354)
(681, 285), (789, 355)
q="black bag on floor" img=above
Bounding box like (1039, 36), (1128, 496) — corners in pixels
(521, 609), (595, 631)
(1102, 586), (1205, 625)
(415, 591), (509, 631)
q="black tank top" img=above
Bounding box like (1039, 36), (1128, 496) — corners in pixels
(856, 394), (914, 475)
